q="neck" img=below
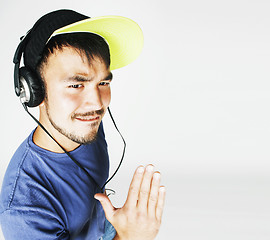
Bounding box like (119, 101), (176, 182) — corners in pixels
(33, 121), (80, 153)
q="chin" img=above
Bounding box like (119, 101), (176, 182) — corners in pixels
(70, 130), (99, 145)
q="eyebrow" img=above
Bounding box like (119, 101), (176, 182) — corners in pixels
(65, 72), (113, 82)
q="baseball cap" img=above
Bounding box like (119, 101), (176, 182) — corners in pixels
(24, 9), (144, 72)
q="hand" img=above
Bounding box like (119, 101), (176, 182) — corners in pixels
(94, 165), (166, 240)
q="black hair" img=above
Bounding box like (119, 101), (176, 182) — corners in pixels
(36, 32), (111, 79)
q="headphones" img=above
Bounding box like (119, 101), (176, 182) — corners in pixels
(13, 30), (45, 108)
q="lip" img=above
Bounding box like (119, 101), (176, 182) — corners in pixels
(75, 116), (100, 122)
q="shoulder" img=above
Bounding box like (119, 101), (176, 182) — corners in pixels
(0, 135), (31, 211)
(0, 133), (70, 236)
(0, 130), (52, 212)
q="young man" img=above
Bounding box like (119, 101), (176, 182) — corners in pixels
(0, 9), (166, 240)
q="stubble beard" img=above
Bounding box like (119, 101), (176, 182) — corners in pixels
(45, 101), (104, 145)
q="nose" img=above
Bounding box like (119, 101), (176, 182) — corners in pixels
(82, 85), (103, 111)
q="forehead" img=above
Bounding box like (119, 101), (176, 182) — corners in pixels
(41, 46), (110, 80)
(45, 46), (105, 67)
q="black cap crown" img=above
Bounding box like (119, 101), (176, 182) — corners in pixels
(24, 9), (89, 72)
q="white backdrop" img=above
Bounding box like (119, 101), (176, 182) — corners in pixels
(1, 0), (270, 239)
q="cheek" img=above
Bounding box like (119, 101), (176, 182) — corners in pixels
(101, 88), (111, 106)
(62, 94), (81, 110)
(47, 89), (80, 115)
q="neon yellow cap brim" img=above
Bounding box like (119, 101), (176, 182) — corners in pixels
(50, 16), (144, 70)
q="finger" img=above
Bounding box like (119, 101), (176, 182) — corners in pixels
(125, 166), (145, 209)
(156, 186), (166, 221)
(94, 193), (115, 223)
(137, 164), (154, 212)
(148, 172), (161, 218)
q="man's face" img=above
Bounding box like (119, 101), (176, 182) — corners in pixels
(40, 47), (112, 145)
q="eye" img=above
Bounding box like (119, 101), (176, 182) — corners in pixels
(99, 81), (110, 86)
(69, 84), (83, 89)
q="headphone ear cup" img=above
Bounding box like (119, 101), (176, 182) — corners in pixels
(19, 67), (44, 107)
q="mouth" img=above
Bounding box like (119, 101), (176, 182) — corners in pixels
(75, 116), (100, 122)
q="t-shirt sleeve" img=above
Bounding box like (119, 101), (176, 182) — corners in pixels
(1, 208), (70, 240)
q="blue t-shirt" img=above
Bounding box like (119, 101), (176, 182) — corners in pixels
(0, 123), (110, 239)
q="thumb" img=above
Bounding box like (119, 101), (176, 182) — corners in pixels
(94, 193), (115, 222)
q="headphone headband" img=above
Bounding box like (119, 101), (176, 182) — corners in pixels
(13, 30), (32, 96)
(13, 10), (89, 101)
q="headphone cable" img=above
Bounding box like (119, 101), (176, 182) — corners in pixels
(22, 104), (126, 193)
(101, 107), (126, 190)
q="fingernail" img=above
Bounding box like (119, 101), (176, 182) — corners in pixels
(153, 172), (161, 180)
(159, 186), (166, 193)
(137, 166), (144, 173)
(146, 165), (154, 172)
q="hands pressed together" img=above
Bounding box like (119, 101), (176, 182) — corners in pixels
(94, 165), (166, 240)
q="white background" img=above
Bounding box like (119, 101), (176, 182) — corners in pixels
(1, 0), (270, 239)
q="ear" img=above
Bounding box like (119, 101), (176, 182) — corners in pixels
(39, 100), (45, 107)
